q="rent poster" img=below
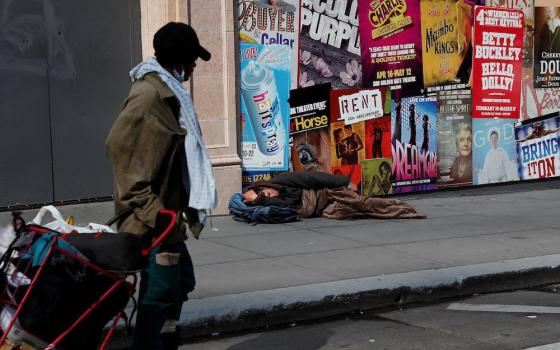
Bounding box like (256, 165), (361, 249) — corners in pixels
(299, 0), (363, 89)
(420, 0), (474, 94)
(330, 87), (391, 190)
(391, 95), (438, 193)
(472, 118), (519, 184)
(239, 43), (291, 171)
(534, 0), (560, 88)
(361, 158), (393, 195)
(472, 7), (524, 118)
(358, 0), (424, 96)
(238, 0), (300, 88)
(437, 90), (473, 187)
(288, 83), (332, 172)
(515, 114), (560, 179)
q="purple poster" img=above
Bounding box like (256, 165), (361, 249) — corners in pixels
(358, 0), (424, 97)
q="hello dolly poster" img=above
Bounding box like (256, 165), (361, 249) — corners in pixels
(330, 87), (392, 191)
(358, 0), (424, 96)
(391, 95), (438, 193)
(299, 0), (363, 89)
(420, 0), (478, 94)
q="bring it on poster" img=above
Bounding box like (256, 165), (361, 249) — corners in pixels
(330, 88), (392, 191)
(420, 0), (478, 94)
(288, 83), (332, 173)
(437, 90), (473, 188)
(358, 0), (424, 96)
(534, 0), (560, 88)
(515, 113), (560, 179)
(299, 0), (363, 89)
(391, 95), (438, 193)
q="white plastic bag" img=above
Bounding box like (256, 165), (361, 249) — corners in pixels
(31, 205), (114, 233)
(0, 225), (16, 255)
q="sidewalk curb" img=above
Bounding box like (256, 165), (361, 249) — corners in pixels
(109, 254), (560, 348)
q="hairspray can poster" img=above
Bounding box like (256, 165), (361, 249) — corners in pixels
(238, 0), (300, 88)
(437, 90), (473, 187)
(391, 95), (438, 193)
(472, 118), (519, 184)
(358, 0), (424, 96)
(240, 43), (290, 171)
(288, 83), (332, 173)
(420, 0), (474, 94)
(515, 114), (560, 179)
(472, 7), (524, 118)
(534, 0), (560, 88)
(299, 0), (363, 89)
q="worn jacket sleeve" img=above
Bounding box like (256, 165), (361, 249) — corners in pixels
(105, 91), (173, 229)
(271, 171), (350, 189)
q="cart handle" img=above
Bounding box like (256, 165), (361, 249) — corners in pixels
(141, 209), (177, 256)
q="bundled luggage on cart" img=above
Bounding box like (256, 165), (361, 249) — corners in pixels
(0, 208), (177, 350)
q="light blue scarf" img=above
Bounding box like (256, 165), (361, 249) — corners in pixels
(130, 58), (217, 225)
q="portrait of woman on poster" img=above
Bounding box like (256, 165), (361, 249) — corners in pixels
(333, 128), (347, 161)
(537, 7), (560, 59)
(450, 122), (473, 183)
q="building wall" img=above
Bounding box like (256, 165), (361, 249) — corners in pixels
(140, 0), (241, 214)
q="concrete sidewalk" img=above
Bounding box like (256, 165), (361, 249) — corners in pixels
(2, 180), (560, 346)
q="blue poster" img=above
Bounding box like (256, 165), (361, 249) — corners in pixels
(240, 43), (291, 171)
(473, 118), (519, 185)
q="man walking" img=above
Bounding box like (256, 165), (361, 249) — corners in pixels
(105, 22), (216, 350)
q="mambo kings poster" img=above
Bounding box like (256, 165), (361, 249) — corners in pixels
(392, 95), (438, 193)
(358, 0), (424, 96)
(299, 0), (363, 89)
(330, 87), (391, 191)
(515, 113), (560, 180)
(472, 7), (524, 118)
(289, 83), (332, 173)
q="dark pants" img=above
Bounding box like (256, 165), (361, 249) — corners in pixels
(132, 242), (195, 350)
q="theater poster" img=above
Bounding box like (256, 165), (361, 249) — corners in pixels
(241, 170), (281, 188)
(330, 87), (391, 191)
(515, 114), (560, 179)
(391, 95), (438, 193)
(299, 0), (363, 89)
(239, 43), (291, 171)
(522, 79), (560, 119)
(472, 118), (519, 184)
(358, 0), (424, 96)
(361, 158), (393, 195)
(534, 0), (560, 88)
(420, 0), (474, 94)
(288, 83), (331, 173)
(437, 90), (473, 188)
(472, 7), (524, 118)
(238, 0), (300, 88)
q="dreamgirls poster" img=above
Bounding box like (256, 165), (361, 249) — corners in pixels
(437, 90), (473, 187)
(299, 0), (363, 88)
(239, 43), (291, 171)
(472, 118), (519, 184)
(515, 114), (560, 179)
(358, 0), (424, 96)
(238, 0), (300, 88)
(289, 83), (331, 172)
(391, 95), (438, 193)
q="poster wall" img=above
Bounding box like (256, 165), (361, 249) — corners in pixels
(299, 0), (363, 88)
(240, 43), (291, 172)
(330, 88), (391, 190)
(358, 0), (424, 96)
(420, 0), (474, 94)
(391, 95), (438, 193)
(362, 158), (393, 195)
(238, 0), (300, 88)
(472, 118), (519, 184)
(472, 7), (524, 118)
(289, 83), (332, 173)
(534, 0), (560, 88)
(515, 114), (560, 179)
(437, 90), (473, 187)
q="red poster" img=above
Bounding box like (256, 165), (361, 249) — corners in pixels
(472, 6), (524, 118)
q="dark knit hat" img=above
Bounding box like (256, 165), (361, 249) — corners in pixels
(153, 22), (211, 66)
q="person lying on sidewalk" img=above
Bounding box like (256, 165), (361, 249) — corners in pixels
(242, 172), (426, 220)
